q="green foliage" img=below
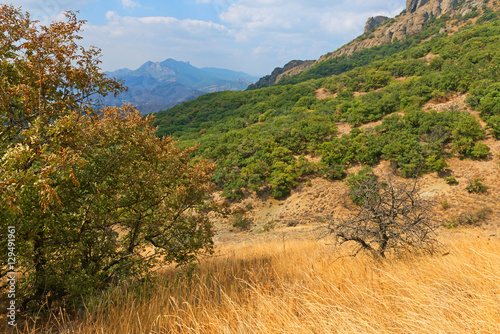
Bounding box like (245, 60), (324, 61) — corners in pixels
(478, 7), (498, 23)
(345, 166), (378, 205)
(470, 141), (491, 159)
(466, 178), (488, 193)
(486, 114), (500, 138)
(0, 7), (215, 309)
(444, 175), (459, 185)
(320, 129), (382, 168)
(232, 213), (251, 230)
(468, 82), (500, 117)
(451, 114), (486, 157)
(426, 155), (448, 173)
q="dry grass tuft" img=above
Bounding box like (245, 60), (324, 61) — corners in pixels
(17, 231), (500, 334)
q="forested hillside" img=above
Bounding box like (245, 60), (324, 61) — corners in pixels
(153, 5), (500, 200)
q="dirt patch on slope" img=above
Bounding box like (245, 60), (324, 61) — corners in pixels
(423, 53), (439, 64)
(423, 93), (469, 112)
(336, 122), (353, 136)
(315, 88), (337, 100)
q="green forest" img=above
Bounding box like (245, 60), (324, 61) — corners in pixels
(153, 9), (500, 200)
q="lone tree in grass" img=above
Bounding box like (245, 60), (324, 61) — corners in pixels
(0, 5), (216, 310)
(323, 170), (441, 259)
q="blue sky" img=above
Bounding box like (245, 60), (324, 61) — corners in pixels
(9, 0), (406, 76)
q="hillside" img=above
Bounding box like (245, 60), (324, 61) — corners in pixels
(152, 0), (500, 235)
(252, 0), (497, 87)
(104, 58), (258, 114)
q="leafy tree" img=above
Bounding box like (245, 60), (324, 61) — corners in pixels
(0, 6), (215, 308)
(451, 114), (486, 157)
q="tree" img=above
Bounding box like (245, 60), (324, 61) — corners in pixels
(0, 5), (216, 309)
(322, 175), (441, 259)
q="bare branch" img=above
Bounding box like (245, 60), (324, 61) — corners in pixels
(322, 176), (443, 259)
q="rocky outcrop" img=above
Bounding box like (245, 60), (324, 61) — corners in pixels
(276, 61), (315, 82)
(256, 0), (490, 86)
(247, 60), (314, 90)
(319, 0), (484, 62)
(407, 0), (431, 13)
(365, 16), (390, 33)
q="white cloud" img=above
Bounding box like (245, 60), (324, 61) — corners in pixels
(16, 0), (405, 75)
(121, 0), (139, 9)
(8, 0), (407, 75)
(9, 0), (96, 22)
(208, 0), (405, 73)
(219, 0), (404, 36)
(81, 11), (236, 72)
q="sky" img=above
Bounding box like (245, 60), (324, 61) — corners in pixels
(8, 0), (406, 76)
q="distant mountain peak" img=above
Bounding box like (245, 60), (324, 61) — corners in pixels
(104, 58), (258, 114)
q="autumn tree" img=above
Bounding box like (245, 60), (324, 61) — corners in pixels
(0, 5), (216, 309)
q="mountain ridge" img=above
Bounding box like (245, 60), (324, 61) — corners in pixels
(252, 0), (492, 88)
(104, 58), (258, 114)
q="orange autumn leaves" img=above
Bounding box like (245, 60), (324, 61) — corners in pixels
(0, 5), (216, 306)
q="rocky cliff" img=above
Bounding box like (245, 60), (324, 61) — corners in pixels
(270, 0), (488, 84)
(319, 0), (484, 62)
(365, 16), (389, 33)
(407, 0), (432, 13)
(247, 60), (314, 90)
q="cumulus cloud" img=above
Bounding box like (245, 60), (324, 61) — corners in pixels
(10, 0), (406, 75)
(220, 0), (403, 37)
(81, 11), (236, 71)
(209, 0), (405, 72)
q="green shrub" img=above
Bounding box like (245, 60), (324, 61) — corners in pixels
(444, 175), (459, 185)
(426, 155), (448, 172)
(232, 213), (251, 230)
(470, 141), (490, 159)
(466, 178), (488, 193)
(486, 114), (500, 138)
(346, 166), (378, 205)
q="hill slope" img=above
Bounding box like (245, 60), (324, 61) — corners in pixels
(154, 0), (500, 231)
(252, 0), (494, 87)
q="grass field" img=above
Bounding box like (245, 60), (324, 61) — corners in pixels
(19, 228), (500, 334)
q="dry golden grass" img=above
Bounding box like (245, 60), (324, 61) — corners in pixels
(20, 230), (500, 334)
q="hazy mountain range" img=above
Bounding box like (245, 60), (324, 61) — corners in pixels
(104, 58), (258, 114)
